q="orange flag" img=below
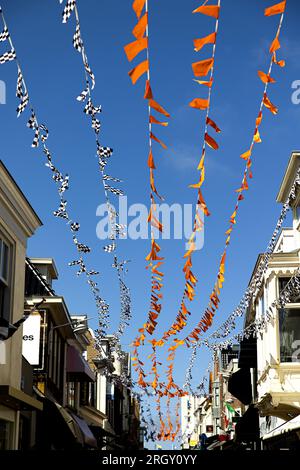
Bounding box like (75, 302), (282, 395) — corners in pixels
(206, 117), (221, 133)
(194, 32), (216, 52)
(256, 111), (263, 127)
(149, 99), (170, 117)
(189, 98), (209, 110)
(192, 58), (214, 77)
(132, 12), (148, 39)
(150, 132), (167, 149)
(193, 78), (213, 87)
(148, 149), (156, 169)
(133, 0), (146, 19)
(270, 36), (280, 53)
(265, 1), (286, 16)
(144, 80), (153, 99)
(272, 52), (285, 67)
(240, 149), (252, 160)
(193, 5), (220, 18)
(124, 37), (148, 62)
(128, 59), (149, 84)
(253, 128), (262, 143)
(150, 115), (168, 126)
(258, 70), (276, 84)
(263, 94), (278, 115)
(205, 132), (219, 150)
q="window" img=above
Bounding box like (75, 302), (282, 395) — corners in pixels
(0, 236), (11, 321)
(67, 381), (76, 409)
(214, 387), (220, 407)
(0, 419), (13, 450)
(279, 308), (300, 362)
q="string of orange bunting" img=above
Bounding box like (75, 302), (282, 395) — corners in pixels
(161, 0), (287, 406)
(124, 0), (288, 442)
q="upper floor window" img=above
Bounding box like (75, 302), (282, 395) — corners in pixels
(279, 308), (300, 362)
(0, 236), (11, 322)
(278, 277), (300, 303)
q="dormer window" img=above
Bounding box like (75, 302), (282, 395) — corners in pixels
(0, 235), (11, 322)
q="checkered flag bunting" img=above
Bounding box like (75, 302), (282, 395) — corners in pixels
(73, 22), (82, 52)
(103, 174), (122, 183)
(27, 110), (37, 129)
(0, 26), (9, 42)
(62, 0), (76, 24)
(84, 60), (95, 89)
(70, 222), (80, 232)
(98, 146), (113, 159)
(31, 127), (40, 148)
(16, 91), (29, 117)
(104, 184), (124, 196)
(16, 69), (25, 98)
(77, 83), (89, 102)
(39, 124), (49, 142)
(92, 118), (101, 134)
(0, 49), (16, 64)
(103, 243), (116, 253)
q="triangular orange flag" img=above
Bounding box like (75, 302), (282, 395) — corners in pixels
(124, 38), (148, 62)
(192, 58), (214, 77)
(189, 98), (209, 110)
(144, 80), (153, 99)
(263, 94), (278, 115)
(132, 12), (148, 39)
(148, 149), (156, 169)
(133, 0), (146, 19)
(149, 99), (170, 117)
(194, 32), (216, 52)
(193, 78), (213, 87)
(265, 1), (286, 17)
(206, 117), (221, 133)
(270, 36), (280, 53)
(258, 70), (276, 84)
(150, 115), (168, 126)
(128, 60), (149, 84)
(150, 132), (167, 149)
(205, 132), (219, 150)
(240, 149), (252, 160)
(193, 5), (220, 18)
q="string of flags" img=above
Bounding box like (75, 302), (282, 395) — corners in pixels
(0, 4), (111, 336)
(57, 0), (132, 345)
(184, 163), (299, 395)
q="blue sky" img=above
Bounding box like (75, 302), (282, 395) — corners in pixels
(1, 0), (300, 445)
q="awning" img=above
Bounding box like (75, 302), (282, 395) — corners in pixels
(228, 368), (252, 405)
(0, 385), (43, 411)
(262, 415), (300, 441)
(70, 413), (98, 448)
(67, 346), (95, 382)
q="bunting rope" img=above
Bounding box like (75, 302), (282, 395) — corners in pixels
(0, 4), (110, 337)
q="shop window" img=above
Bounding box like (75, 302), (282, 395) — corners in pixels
(279, 308), (300, 362)
(0, 419), (13, 450)
(0, 236), (12, 322)
(67, 381), (76, 409)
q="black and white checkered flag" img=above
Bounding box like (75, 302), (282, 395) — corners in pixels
(103, 174), (122, 183)
(31, 127), (40, 148)
(84, 98), (101, 116)
(62, 0), (76, 23)
(103, 243), (116, 253)
(0, 49), (16, 64)
(73, 22), (82, 52)
(0, 26), (9, 42)
(16, 91), (29, 117)
(73, 236), (91, 253)
(98, 146), (113, 159)
(77, 84), (89, 102)
(16, 69), (24, 99)
(84, 60), (95, 89)
(70, 221), (80, 232)
(104, 184), (124, 196)
(39, 124), (49, 142)
(27, 110), (37, 129)
(92, 118), (101, 134)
